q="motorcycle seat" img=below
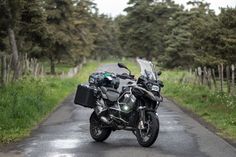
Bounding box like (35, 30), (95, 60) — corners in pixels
(101, 87), (120, 102)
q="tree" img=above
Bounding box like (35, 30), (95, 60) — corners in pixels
(217, 7), (236, 64)
(186, 1), (220, 66)
(120, 0), (158, 59)
(92, 14), (123, 60)
(71, 0), (97, 63)
(119, 0), (181, 60)
(19, 0), (47, 57)
(44, 0), (74, 74)
(164, 1), (223, 67)
(0, 0), (24, 79)
(164, 10), (195, 68)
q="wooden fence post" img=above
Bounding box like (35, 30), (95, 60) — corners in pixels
(0, 56), (2, 86)
(194, 68), (198, 84)
(218, 65), (221, 80)
(6, 56), (12, 83)
(220, 64), (224, 92)
(34, 63), (39, 77)
(189, 68), (192, 75)
(212, 69), (217, 90)
(26, 58), (29, 73)
(232, 64), (235, 95)
(203, 66), (207, 85)
(0, 56), (6, 86)
(41, 65), (44, 76)
(226, 65), (231, 94)
(197, 67), (203, 85)
(207, 68), (212, 90)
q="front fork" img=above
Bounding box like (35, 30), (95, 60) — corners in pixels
(138, 106), (146, 130)
(138, 107), (159, 130)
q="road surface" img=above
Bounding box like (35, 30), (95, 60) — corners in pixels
(1, 63), (236, 157)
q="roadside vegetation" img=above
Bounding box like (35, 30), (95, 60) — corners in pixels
(0, 60), (100, 144)
(0, 0), (235, 145)
(41, 61), (75, 74)
(161, 70), (236, 140)
(125, 61), (236, 141)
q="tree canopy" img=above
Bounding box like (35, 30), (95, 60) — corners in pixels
(0, 0), (235, 72)
(117, 0), (236, 68)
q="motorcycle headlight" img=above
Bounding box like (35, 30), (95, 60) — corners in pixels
(123, 105), (130, 111)
(151, 85), (160, 92)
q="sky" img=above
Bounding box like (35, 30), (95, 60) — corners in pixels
(94, 0), (236, 17)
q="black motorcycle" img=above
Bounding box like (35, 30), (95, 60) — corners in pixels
(74, 62), (164, 147)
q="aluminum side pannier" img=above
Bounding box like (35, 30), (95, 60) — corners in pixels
(74, 84), (96, 108)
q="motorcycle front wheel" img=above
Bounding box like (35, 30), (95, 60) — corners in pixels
(136, 112), (159, 147)
(89, 111), (111, 142)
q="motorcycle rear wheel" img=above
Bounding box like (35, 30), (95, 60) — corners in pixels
(90, 112), (111, 142)
(136, 112), (159, 147)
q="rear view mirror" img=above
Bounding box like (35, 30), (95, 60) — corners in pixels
(118, 63), (131, 75)
(157, 71), (162, 76)
(118, 63), (128, 69)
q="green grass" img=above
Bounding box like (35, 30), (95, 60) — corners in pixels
(41, 61), (75, 74)
(161, 70), (236, 140)
(0, 60), (100, 144)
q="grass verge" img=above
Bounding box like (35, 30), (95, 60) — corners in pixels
(161, 70), (236, 141)
(0, 60), (100, 144)
(41, 61), (75, 74)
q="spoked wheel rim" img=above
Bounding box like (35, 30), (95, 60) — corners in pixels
(90, 114), (103, 136)
(90, 112), (112, 142)
(136, 112), (159, 147)
(139, 115), (153, 142)
(91, 122), (103, 136)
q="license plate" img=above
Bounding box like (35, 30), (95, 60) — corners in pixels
(152, 85), (159, 92)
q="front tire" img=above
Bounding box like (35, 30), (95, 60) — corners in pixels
(136, 112), (159, 147)
(90, 112), (111, 142)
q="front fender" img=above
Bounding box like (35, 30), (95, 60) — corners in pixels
(134, 86), (157, 102)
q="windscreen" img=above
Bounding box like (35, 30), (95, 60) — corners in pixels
(137, 58), (157, 80)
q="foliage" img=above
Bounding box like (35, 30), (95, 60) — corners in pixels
(164, 11), (195, 68)
(44, 0), (75, 74)
(161, 70), (236, 139)
(92, 14), (123, 60)
(0, 60), (100, 143)
(71, 0), (97, 62)
(117, 0), (236, 68)
(18, 0), (47, 56)
(117, 0), (180, 60)
(0, 0), (123, 75)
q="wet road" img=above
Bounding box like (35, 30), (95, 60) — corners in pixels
(1, 63), (236, 157)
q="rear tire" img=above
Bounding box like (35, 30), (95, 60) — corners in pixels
(136, 112), (159, 147)
(90, 112), (111, 142)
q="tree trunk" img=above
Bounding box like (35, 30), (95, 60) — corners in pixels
(226, 65), (231, 94)
(50, 56), (56, 75)
(232, 65), (235, 95)
(1, 56), (5, 86)
(146, 51), (152, 61)
(220, 64), (224, 92)
(8, 28), (20, 80)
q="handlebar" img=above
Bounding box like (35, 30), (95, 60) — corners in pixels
(116, 74), (136, 80)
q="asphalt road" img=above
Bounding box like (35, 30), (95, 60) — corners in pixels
(1, 63), (236, 157)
